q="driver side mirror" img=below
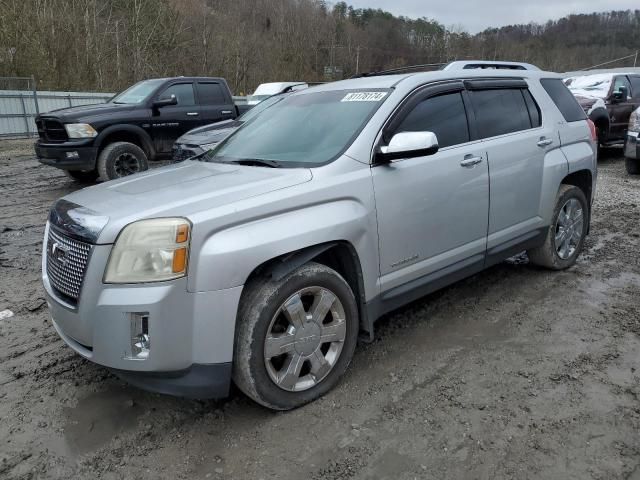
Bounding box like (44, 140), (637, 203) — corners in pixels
(612, 86), (629, 103)
(375, 131), (439, 164)
(153, 94), (177, 109)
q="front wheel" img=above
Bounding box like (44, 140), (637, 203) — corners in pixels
(528, 185), (588, 270)
(233, 262), (359, 410)
(97, 141), (148, 181)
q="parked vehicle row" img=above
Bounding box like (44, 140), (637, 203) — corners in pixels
(564, 72), (640, 147)
(34, 77), (249, 182)
(42, 66), (597, 410)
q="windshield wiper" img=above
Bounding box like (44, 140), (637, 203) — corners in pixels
(227, 158), (282, 168)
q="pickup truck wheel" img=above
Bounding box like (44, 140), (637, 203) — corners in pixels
(528, 185), (588, 270)
(626, 158), (640, 175)
(233, 262), (359, 410)
(97, 142), (148, 181)
(64, 169), (99, 183)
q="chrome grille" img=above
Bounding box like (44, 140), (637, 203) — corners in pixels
(46, 228), (92, 301)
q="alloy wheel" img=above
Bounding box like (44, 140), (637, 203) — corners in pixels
(555, 198), (584, 260)
(113, 152), (142, 177)
(264, 286), (347, 392)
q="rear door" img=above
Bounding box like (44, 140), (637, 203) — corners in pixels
(373, 83), (489, 295)
(466, 80), (554, 261)
(196, 81), (236, 125)
(152, 82), (201, 155)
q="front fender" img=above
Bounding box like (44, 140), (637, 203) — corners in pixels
(187, 200), (378, 298)
(94, 124), (155, 157)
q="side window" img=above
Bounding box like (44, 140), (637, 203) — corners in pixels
(394, 92), (470, 148)
(540, 78), (587, 122)
(470, 88), (531, 138)
(522, 90), (541, 128)
(613, 76), (632, 98)
(159, 83), (195, 106)
(629, 76), (640, 98)
(197, 82), (226, 105)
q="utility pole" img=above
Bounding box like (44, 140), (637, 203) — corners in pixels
(635, 50), (638, 68)
(355, 46), (360, 74)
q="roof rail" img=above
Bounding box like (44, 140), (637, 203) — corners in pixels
(440, 60), (541, 71)
(351, 63), (445, 78)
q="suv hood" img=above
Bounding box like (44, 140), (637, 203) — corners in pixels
(39, 102), (135, 122)
(53, 161), (312, 244)
(176, 119), (241, 146)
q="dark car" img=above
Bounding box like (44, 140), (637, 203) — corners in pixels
(565, 72), (640, 147)
(172, 86), (307, 162)
(35, 77), (249, 182)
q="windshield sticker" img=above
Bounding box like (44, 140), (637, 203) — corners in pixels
(341, 92), (388, 102)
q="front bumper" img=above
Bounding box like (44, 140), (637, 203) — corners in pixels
(35, 140), (97, 170)
(42, 224), (243, 398)
(625, 131), (639, 160)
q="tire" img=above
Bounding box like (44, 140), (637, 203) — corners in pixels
(64, 169), (99, 183)
(626, 157), (640, 175)
(97, 141), (148, 182)
(233, 262), (359, 410)
(528, 185), (589, 270)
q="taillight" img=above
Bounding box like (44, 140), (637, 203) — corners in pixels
(587, 119), (597, 141)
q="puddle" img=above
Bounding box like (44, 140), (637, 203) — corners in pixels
(56, 387), (144, 457)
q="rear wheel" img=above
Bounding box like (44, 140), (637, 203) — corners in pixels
(626, 157), (640, 175)
(528, 185), (588, 270)
(233, 262), (359, 410)
(64, 169), (99, 183)
(97, 141), (148, 181)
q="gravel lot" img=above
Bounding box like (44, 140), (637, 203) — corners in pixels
(1, 139), (639, 480)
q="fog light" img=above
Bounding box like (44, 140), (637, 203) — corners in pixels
(129, 312), (150, 360)
(65, 151), (79, 159)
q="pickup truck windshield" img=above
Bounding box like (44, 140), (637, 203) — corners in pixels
(207, 89), (390, 167)
(112, 79), (165, 104)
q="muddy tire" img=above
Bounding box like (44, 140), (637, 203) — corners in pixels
(233, 262), (359, 410)
(626, 157), (640, 175)
(64, 169), (99, 183)
(97, 141), (148, 182)
(528, 185), (588, 270)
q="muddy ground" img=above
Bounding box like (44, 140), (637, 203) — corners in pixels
(0, 138), (638, 480)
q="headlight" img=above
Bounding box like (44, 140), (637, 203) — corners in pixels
(630, 109), (640, 133)
(200, 142), (219, 151)
(104, 218), (191, 283)
(64, 123), (98, 138)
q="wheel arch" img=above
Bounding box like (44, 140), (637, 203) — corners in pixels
(242, 241), (372, 340)
(561, 169), (593, 233)
(95, 125), (155, 159)
(589, 107), (610, 140)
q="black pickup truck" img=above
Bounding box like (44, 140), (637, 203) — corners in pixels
(35, 77), (249, 182)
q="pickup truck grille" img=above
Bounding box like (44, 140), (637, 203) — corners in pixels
(36, 119), (68, 142)
(46, 227), (92, 303)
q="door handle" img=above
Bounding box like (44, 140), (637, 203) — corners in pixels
(186, 112), (199, 116)
(221, 110), (233, 115)
(537, 137), (553, 147)
(460, 155), (483, 168)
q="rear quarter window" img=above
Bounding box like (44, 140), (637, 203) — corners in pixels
(540, 78), (587, 123)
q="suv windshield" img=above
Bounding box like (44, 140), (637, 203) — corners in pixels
(207, 89), (390, 167)
(238, 94), (287, 123)
(112, 79), (165, 104)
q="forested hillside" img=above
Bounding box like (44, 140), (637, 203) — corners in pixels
(0, 0), (638, 93)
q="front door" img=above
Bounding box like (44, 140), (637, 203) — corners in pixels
(152, 82), (202, 156)
(608, 75), (635, 140)
(372, 88), (489, 295)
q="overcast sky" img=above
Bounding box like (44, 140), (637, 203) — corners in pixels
(346, 0), (638, 33)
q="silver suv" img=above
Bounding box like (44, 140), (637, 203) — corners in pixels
(43, 69), (597, 410)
